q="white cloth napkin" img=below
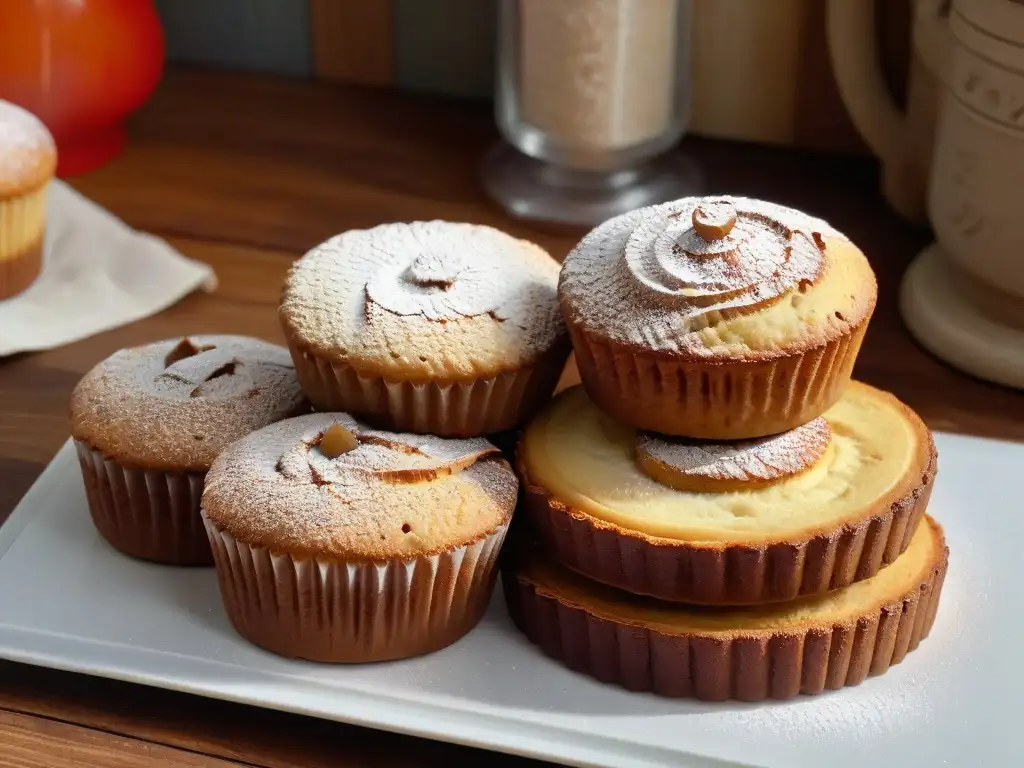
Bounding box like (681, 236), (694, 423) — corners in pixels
(0, 181), (217, 357)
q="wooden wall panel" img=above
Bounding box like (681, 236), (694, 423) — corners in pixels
(691, 0), (911, 152)
(154, 0), (311, 76)
(309, 0), (394, 86)
(303, 0), (913, 153)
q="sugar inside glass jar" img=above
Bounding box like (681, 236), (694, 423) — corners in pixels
(482, 0), (701, 226)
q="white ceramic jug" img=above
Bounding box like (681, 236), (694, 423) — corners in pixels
(827, 0), (953, 222)
(900, 0), (1024, 388)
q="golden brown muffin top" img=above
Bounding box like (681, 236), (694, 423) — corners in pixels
(280, 221), (566, 381)
(202, 412), (517, 560)
(70, 336), (308, 472)
(559, 196), (877, 362)
(0, 100), (56, 197)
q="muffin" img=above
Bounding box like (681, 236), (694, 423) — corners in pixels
(559, 196), (877, 439)
(201, 412), (517, 662)
(504, 516), (948, 701)
(0, 100), (56, 299)
(517, 381), (936, 605)
(280, 220), (570, 437)
(70, 336), (307, 565)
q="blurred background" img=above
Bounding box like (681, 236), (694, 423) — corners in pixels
(153, 0), (910, 151)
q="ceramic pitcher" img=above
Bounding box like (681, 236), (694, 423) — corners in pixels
(827, 0), (953, 222)
(929, 0), (1024, 313)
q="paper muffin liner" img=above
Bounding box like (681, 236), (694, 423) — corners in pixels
(0, 184), (47, 299)
(202, 515), (509, 662)
(504, 518), (948, 701)
(517, 441), (936, 606)
(568, 318), (869, 440)
(289, 342), (569, 437)
(75, 440), (211, 565)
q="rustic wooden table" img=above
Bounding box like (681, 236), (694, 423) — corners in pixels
(1, 69), (1021, 767)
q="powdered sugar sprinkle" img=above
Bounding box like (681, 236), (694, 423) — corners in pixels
(281, 221), (565, 372)
(0, 100), (54, 178)
(560, 196), (845, 353)
(637, 417), (832, 485)
(70, 335), (307, 470)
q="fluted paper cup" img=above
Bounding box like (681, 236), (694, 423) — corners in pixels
(290, 344), (568, 437)
(75, 440), (210, 565)
(0, 184), (47, 299)
(203, 513), (509, 662)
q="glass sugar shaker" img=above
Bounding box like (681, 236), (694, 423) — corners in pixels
(482, 0), (701, 227)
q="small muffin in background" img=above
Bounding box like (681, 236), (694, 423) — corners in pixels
(280, 220), (570, 437)
(70, 335), (308, 565)
(0, 100), (56, 299)
(201, 412), (517, 663)
(559, 196), (878, 440)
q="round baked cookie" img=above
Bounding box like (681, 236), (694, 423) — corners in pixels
(559, 196), (877, 439)
(201, 413), (518, 662)
(504, 516), (948, 701)
(70, 336), (307, 565)
(517, 381), (936, 605)
(280, 220), (570, 437)
(0, 100), (56, 299)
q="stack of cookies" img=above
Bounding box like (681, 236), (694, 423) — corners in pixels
(503, 197), (948, 701)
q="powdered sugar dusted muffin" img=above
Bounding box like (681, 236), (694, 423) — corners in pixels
(280, 221), (570, 436)
(0, 100), (56, 299)
(559, 196), (877, 439)
(201, 412), (517, 662)
(70, 336), (308, 565)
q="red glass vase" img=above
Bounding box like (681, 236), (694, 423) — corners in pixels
(0, 0), (165, 177)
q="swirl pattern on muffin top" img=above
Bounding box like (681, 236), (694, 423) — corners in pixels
(276, 413), (498, 490)
(70, 335), (307, 470)
(625, 199), (824, 308)
(280, 221), (565, 377)
(559, 196), (847, 355)
(363, 225), (520, 321)
(203, 412), (517, 559)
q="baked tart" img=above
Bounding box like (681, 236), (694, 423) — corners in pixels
(558, 196), (877, 439)
(71, 336), (307, 565)
(202, 413), (517, 662)
(280, 221), (570, 437)
(504, 516), (948, 701)
(517, 381), (936, 604)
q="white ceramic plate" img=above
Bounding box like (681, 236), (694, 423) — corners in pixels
(0, 437), (1019, 768)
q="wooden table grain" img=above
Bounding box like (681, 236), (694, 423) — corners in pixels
(0, 68), (1021, 767)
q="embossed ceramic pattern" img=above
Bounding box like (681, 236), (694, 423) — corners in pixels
(930, 0), (1024, 299)
(899, 0), (1024, 388)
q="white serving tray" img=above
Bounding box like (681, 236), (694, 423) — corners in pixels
(0, 436), (1020, 768)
